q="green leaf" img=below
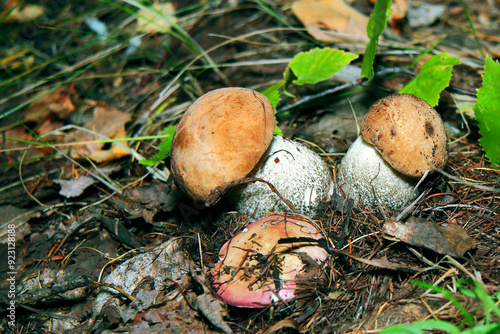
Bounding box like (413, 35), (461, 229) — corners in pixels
(380, 320), (459, 334)
(378, 325), (424, 334)
(473, 56), (500, 168)
(412, 281), (474, 325)
(361, 0), (391, 79)
(139, 125), (176, 166)
(262, 82), (284, 136)
(288, 48), (358, 85)
(273, 125), (283, 136)
(400, 53), (461, 106)
(456, 279), (500, 323)
(262, 82), (283, 112)
(460, 323), (500, 334)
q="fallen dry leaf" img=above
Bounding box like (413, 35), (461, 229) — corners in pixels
(291, 0), (369, 43)
(87, 126), (130, 162)
(388, 0), (408, 33)
(68, 104), (132, 163)
(136, 2), (177, 34)
(196, 291), (233, 334)
(53, 176), (98, 198)
(2, 1), (45, 23)
(8, 86), (78, 157)
(341, 251), (421, 272)
(1, 47), (34, 71)
(0, 205), (36, 243)
(191, 264), (233, 334)
(114, 180), (183, 223)
(23, 86), (77, 125)
(383, 216), (476, 258)
(93, 239), (190, 315)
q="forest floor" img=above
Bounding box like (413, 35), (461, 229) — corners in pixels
(0, 0), (499, 333)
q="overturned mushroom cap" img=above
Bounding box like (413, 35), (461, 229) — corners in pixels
(170, 88), (276, 203)
(211, 214), (327, 308)
(361, 94), (448, 177)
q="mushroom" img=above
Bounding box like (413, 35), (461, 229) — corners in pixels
(337, 94), (448, 209)
(170, 87), (332, 218)
(228, 135), (333, 219)
(170, 87), (275, 204)
(211, 214), (327, 308)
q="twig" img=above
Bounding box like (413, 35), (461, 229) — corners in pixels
(449, 93), (472, 145)
(206, 177), (299, 214)
(432, 166), (500, 193)
(276, 67), (415, 114)
(421, 203), (497, 215)
(166, 278), (197, 311)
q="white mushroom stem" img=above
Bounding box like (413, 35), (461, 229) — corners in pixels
(337, 136), (418, 209)
(229, 135), (333, 219)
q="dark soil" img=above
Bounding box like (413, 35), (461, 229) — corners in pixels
(0, 0), (499, 333)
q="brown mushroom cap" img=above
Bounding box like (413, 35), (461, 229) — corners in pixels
(170, 87), (276, 203)
(361, 94), (448, 178)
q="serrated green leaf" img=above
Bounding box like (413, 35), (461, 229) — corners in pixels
(139, 125), (176, 166)
(474, 56), (500, 168)
(400, 53), (461, 106)
(289, 48), (358, 85)
(361, 0), (391, 79)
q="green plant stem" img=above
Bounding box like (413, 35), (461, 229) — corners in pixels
(459, 0), (485, 58)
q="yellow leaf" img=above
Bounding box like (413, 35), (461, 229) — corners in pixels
(1, 48), (34, 70)
(88, 127), (131, 163)
(68, 104), (132, 163)
(5, 4), (45, 23)
(136, 2), (177, 34)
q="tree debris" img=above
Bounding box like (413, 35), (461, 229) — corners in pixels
(383, 216), (476, 258)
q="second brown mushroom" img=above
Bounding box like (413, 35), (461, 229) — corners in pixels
(337, 94), (448, 209)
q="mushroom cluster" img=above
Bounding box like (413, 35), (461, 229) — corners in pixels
(170, 89), (448, 310)
(211, 214), (327, 307)
(170, 87), (332, 218)
(337, 94), (448, 209)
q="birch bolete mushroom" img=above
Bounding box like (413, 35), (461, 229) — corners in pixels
(211, 214), (327, 308)
(337, 94), (448, 209)
(171, 87), (332, 219)
(170, 87), (275, 204)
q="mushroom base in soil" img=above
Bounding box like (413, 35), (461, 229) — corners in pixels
(337, 136), (418, 209)
(227, 135), (333, 219)
(211, 214), (328, 308)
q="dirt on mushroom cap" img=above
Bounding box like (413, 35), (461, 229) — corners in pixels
(361, 94), (448, 178)
(170, 87), (276, 203)
(211, 214), (328, 308)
